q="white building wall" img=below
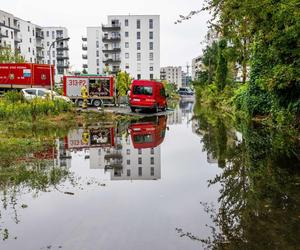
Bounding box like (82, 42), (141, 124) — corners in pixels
(192, 55), (203, 81)
(0, 10), (17, 52)
(160, 66), (182, 87)
(84, 15), (160, 80)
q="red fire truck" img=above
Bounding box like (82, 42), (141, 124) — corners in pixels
(0, 63), (54, 90)
(63, 75), (115, 107)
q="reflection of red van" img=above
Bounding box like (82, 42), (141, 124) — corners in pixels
(129, 116), (167, 149)
(129, 80), (167, 112)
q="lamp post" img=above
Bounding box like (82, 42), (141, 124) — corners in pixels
(48, 37), (70, 99)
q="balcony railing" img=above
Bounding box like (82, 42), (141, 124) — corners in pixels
(57, 55), (69, 60)
(57, 46), (69, 51)
(37, 54), (44, 59)
(82, 37), (87, 42)
(102, 24), (121, 31)
(57, 64), (69, 69)
(0, 32), (8, 38)
(36, 32), (44, 39)
(0, 22), (20, 31)
(102, 48), (121, 53)
(82, 45), (87, 51)
(103, 58), (121, 63)
(82, 64), (88, 69)
(102, 36), (121, 43)
(82, 54), (88, 59)
(36, 44), (44, 49)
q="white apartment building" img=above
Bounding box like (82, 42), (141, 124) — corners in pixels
(0, 10), (69, 83)
(43, 27), (70, 81)
(192, 55), (204, 81)
(82, 15), (160, 80)
(160, 66), (183, 87)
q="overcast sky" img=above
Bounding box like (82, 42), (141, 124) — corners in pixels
(2, 0), (210, 72)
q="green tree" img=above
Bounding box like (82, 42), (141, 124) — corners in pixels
(116, 71), (132, 97)
(215, 39), (228, 91)
(0, 46), (25, 63)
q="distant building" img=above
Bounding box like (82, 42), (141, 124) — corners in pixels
(0, 9), (70, 83)
(192, 55), (204, 81)
(82, 15), (160, 79)
(160, 66), (182, 88)
(182, 71), (192, 87)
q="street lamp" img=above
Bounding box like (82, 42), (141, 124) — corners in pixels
(48, 37), (70, 99)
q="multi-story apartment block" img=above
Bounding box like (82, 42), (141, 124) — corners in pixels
(82, 15), (160, 80)
(0, 10), (69, 83)
(43, 27), (69, 80)
(192, 55), (204, 81)
(160, 66), (183, 88)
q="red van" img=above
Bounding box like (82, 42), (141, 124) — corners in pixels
(129, 80), (167, 112)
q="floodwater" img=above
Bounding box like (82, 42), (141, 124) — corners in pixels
(1, 100), (300, 250)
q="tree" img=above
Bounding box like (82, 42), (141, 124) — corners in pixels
(215, 39), (228, 91)
(116, 71), (132, 97)
(0, 46), (25, 63)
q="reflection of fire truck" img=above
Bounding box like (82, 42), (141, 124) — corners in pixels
(63, 75), (115, 107)
(65, 126), (115, 150)
(129, 116), (167, 149)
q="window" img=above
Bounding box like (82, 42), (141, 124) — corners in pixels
(33, 49), (35, 56)
(138, 149), (142, 155)
(125, 64), (129, 69)
(25, 89), (36, 95)
(126, 149), (130, 155)
(96, 59), (99, 66)
(137, 53), (141, 61)
(151, 148), (154, 154)
(52, 51), (55, 57)
(137, 63), (141, 71)
(149, 31), (153, 39)
(137, 74), (141, 80)
(150, 167), (154, 176)
(127, 169), (131, 176)
(149, 19), (153, 29)
(150, 66), (153, 71)
(150, 74), (154, 80)
(125, 31), (129, 37)
(38, 90), (46, 97)
(96, 50), (99, 57)
(137, 19), (141, 29)
(127, 159), (130, 165)
(149, 52), (153, 61)
(133, 85), (153, 95)
(52, 31), (55, 39)
(138, 157), (142, 164)
(46, 31), (49, 37)
(28, 26), (30, 32)
(47, 41), (50, 46)
(138, 167), (142, 176)
(11, 31), (13, 39)
(137, 42), (141, 50)
(125, 53), (129, 59)
(149, 42), (153, 50)
(125, 42), (129, 48)
(125, 19), (129, 26)
(97, 69), (100, 74)
(29, 38), (32, 43)
(96, 41), (99, 48)
(137, 31), (141, 40)
(151, 157), (154, 165)
(28, 47), (30, 52)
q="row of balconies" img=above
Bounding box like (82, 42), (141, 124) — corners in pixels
(0, 22), (20, 32)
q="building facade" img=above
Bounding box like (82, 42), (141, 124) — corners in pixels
(0, 10), (69, 83)
(192, 55), (203, 81)
(160, 66), (183, 88)
(82, 15), (160, 80)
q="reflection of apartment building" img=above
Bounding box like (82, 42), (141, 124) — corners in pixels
(160, 66), (182, 88)
(0, 10), (69, 82)
(167, 107), (182, 125)
(82, 15), (160, 79)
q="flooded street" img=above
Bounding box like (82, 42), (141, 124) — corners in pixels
(1, 101), (299, 250)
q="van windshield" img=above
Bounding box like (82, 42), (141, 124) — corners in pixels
(133, 86), (153, 96)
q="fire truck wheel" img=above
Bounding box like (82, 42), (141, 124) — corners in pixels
(77, 100), (83, 107)
(93, 99), (102, 107)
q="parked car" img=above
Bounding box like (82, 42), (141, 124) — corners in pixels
(21, 88), (71, 102)
(129, 80), (168, 113)
(178, 87), (194, 96)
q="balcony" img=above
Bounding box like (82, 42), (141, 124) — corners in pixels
(102, 47), (121, 53)
(0, 32), (8, 38)
(57, 64), (69, 69)
(82, 45), (87, 51)
(37, 54), (44, 59)
(36, 44), (44, 50)
(14, 37), (22, 43)
(36, 32), (44, 39)
(102, 24), (121, 31)
(82, 54), (88, 59)
(57, 55), (69, 60)
(57, 46), (69, 51)
(103, 58), (121, 64)
(102, 36), (121, 43)
(82, 64), (88, 69)
(82, 37), (87, 42)
(0, 22), (20, 31)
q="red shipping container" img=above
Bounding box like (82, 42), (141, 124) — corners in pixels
(0, 63), (54, 89)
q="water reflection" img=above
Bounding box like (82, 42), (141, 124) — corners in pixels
(190, 103), (300, 249)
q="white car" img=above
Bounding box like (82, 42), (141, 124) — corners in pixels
(21, 88), (71, 103)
